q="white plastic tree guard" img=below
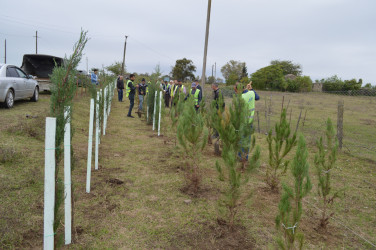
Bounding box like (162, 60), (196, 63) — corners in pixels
(44, 117), (56, 250)
(64, 107), (72, 245)
(95, 93), (99, 170)
(158, 91), (162, 136)
(153, 91), (157, 131)
(103, 87), (107, 135)
(86, 99), (95, 193)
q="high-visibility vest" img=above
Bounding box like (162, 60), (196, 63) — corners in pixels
(126, 80), (131, 97)
(190, 89), (200, 105)
(242, 90), (255, 123)
(171, 85), (177, 97)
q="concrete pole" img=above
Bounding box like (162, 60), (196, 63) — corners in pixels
(121, 36), (128, 76)
(201, 0), (212, 87)
(4, 39), (6, 64)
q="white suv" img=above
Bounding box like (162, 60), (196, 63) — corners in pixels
(0, 64), (39, 108)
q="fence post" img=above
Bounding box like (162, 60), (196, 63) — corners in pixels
(64, 107), (72, 245)
(95, 93), (99, 170)
(44, 117), (56, 250)
(153, 91), (157, 131)
(86, 99), (94, 193)
(337, 100), (344, 149)
(295, 109), (302, 134)
(158, 91), (162, 136)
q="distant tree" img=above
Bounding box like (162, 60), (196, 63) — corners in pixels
(287, 76), (313, 92)
(343, 78), (362, 91)
(250, 65), (284, 90)
(321, 75), (344, 91)
(150, 63), (163, 83)
(221, 60), (246, 82)
(270, 60), (302, 76)
(226, 72), (238, 86)
(106, 61), (124, 76)
(171, 58), (196, 81)
(241, 63), (248, 78)
(207, 76), (216, 84)
(364, 83), (373, 88)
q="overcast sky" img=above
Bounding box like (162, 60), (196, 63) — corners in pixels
(1, 0), (375, 84)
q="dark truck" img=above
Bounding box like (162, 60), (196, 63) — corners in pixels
(21, 54), (64, 91)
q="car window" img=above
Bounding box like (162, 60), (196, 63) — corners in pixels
(15, 68), (27, 78)
(6, 67), (19, 78)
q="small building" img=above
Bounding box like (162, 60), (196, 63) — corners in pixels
(312, 82), (323, 92)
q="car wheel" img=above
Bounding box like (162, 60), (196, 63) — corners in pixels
(4, 89), (14, 108)
(31, 87), (39, 102)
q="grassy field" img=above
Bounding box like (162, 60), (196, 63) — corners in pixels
(0, 87), (375, 249)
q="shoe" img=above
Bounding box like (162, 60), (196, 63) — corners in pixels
(127, 115), (134, 118)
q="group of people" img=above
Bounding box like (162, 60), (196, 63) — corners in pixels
(116, 75), (259, 123)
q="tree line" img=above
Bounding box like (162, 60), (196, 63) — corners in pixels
(105, 59), (374, 93)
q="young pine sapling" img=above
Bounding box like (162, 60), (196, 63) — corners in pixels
(275, 135), (312, 249)
(266, 109), (297, 191)
(177, 96), (208, 194)
(314, 118), (341, 229)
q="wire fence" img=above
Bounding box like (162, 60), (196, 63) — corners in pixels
(205, 88), (376, 162)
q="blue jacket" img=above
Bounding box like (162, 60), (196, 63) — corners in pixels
(243, 89), (260, 101)
(91, 72), (98, 84)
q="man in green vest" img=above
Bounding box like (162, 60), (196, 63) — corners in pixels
(185, 82), (202, 111)
(127, 74), (137, 118)
(234, 82), (258, 161)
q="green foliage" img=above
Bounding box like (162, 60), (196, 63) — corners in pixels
(146, 82), (159, 125)
(275, 135), (312, 249)
(49, 30), (88, 247)
(270, 60), (302, 76)
(343, 78), (362, 91)
(106, 61), (124, 76)
(314, 118), (341, 228)
(220, 60), (246, 82)
(171, 58), (196, 81)
(177, 96), (208, 193)
(321, 75), (344, 91)
(207, 76), (216, 85)
(226, 72), (238, 86)
(286, 76), (313, 92)
(266, 109), (297, 191)
(214, 90), (261, 227)
(150, 63), (162, 83)
(250, 64), (284, 90)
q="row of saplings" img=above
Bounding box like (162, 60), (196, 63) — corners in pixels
(165, 87), (340, 249)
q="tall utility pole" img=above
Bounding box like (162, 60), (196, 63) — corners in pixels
(33, 31), (39, 54)
(4, 39), (6, 64)
(86, 57), (88, 73)
(211, 64), (214, 78)
(214, 62), (216, 79)
(201, 0), (212, 86)
(121, 35), (128, 76)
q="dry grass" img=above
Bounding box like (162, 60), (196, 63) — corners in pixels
(0, 88), (375, 249)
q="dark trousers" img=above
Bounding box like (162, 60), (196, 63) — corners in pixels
(165, 94), (170, 107)
(128, 94), (134, 116)
(118, 89), (123, 101)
